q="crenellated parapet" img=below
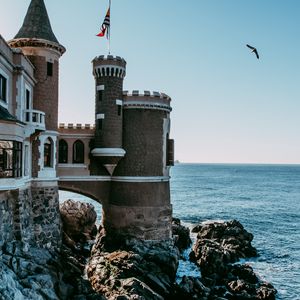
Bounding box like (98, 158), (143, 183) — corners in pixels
(123, 90), (172, 112)
(59, 123), (95, 130)
(93, 55), (126, 78)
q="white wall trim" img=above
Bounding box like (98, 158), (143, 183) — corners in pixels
(96, 113), (105, 119)
(59, 176), (111, 182)
(112, 176), (170, 182)
(58, 175), (170, 183)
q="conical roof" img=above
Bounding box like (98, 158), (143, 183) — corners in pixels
(14, 0), (59, 44)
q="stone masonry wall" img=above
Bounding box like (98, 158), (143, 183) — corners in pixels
(31, 185), (62, 249)
(0, 186), (61, 250)
(0, 191), (16, 243)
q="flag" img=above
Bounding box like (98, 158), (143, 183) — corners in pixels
(97, 8), (110, 38)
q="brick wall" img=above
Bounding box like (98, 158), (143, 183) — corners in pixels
(115, 109), (168, 176)
(28, 55), (59, 131)
(94, 76), (124, 148)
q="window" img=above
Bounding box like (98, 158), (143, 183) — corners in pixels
(117, 105), (122, 116)
(73, 140), (84, 164)
(44, 138), (53, 167)
(0, 74), (7, 102)
(0, 140), (22, 178)
(166, 134), (174, 166)
(59, 139), (68, 163)
(47, 62), (53, 77)
(98, 90), (103, 102)
(97, 119), (103, 130)
(26, 89), (30, 109)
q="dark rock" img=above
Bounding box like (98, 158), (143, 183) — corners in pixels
(173, 276), (210, 299)
(172, 218), (192, 252)
(60, 199), (97, 246)
(87, 232), (179, 300)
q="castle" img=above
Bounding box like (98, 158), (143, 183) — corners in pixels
(0, 0), (174, 249)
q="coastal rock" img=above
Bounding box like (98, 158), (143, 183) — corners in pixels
(173, 276), (210, 299)
(87, 231), (180, 299)
(191, 220), (257, 278)
(60, 199), (97, 247)
(172, 218), (192, 252)
(188, 220), (277, 300)
(0, 240), (105, 300)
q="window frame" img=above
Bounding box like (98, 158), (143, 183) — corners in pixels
(0, 140), (22, 178)
(0, 73), (8, 103)
(58, 139), (68, 164)
(72, 140), (85, 164)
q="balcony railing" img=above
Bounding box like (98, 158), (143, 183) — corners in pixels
(24, 109), (46, 131)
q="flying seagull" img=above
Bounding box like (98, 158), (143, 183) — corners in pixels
(246, 44), (259, 59)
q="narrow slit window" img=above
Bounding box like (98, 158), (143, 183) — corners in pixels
(47, 62), (53, 77)
(26, 89), (30, 109)
(98, 90), (103, 102)
(117, 105), (122, 116)
(97, 119), (103, 130)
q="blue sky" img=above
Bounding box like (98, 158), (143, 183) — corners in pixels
(1, 0), (299, 164)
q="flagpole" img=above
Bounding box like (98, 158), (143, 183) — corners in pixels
(108, 0), (111, 54)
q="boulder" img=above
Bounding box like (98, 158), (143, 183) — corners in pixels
(191, 220), (257, 277)
(60, 199), (98, 247)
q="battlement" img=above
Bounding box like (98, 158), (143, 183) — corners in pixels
(93, 55), (126, 65)
(58, 123), (95, 135)
(123, 90), (172, 112)
(93, 55), (126, 79)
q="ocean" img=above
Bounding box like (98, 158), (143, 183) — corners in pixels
(59, 163), (300, 300)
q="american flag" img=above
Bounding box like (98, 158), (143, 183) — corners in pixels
(97, 8), (110, 38)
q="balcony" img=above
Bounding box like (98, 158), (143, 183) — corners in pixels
(24, 109), (46, 131)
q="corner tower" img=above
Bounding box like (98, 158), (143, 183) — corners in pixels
(8, 0), (65, 131)
(7, 0), (65, 249)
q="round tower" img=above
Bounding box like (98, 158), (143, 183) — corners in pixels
(8, 0), (65, 131)
(8, 0), (65, 180)
(104, 90), (175, 240)
(91, 55), (126, 175)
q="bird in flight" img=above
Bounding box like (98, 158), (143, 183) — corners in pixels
(246, 44), (259, 59)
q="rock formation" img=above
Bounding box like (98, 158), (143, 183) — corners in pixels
(60, 199), (98, 248)
(86, 228), (180, 300)
(183, 220), (277, 300)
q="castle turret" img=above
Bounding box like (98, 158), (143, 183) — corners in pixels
(8, 0), (65, 132)
(91, 55), (126, 175)
(8, 0), (65, 179)
(5, 0), (65, 248)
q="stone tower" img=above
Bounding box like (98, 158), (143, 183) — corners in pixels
(9, 0), (65, 179)
(91, 55), (126, 175)
(9, 0), (65, 131)
(7, 0), (65, 248)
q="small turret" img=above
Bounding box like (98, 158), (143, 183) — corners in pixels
(91, 55), (126, 175)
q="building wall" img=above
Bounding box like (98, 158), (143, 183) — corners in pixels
(26, 54), (59, 131)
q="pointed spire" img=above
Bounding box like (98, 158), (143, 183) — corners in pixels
(14, 0), (59, 44)
(9, 0), (65, 55)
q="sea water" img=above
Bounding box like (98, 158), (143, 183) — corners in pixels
(60, 163), (300, 299)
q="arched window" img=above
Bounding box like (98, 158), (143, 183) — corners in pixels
(44, 138), (53, 167)
(59, 139), (68, 163)
(73, 140), (84, 164)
